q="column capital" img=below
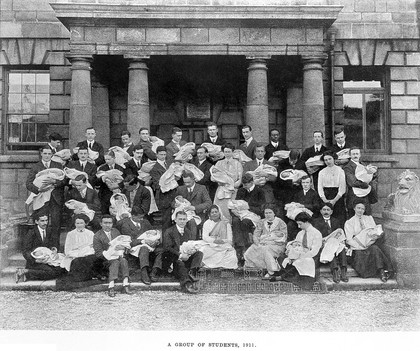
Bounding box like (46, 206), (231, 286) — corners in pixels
(302, 53), (328, 71)
(66, 54), (93, 71)
(247, 57), (269, 72)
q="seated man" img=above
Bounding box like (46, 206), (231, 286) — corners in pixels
(66, 174), (102, 231)
(115, 208), (163, 285)
(231, 174), (266, 267)
(93, 215), (132, 297)
(16, 212), (65, 283)
(138, 127), (157, 162)
(120, 130), (136, 157)
(312, 203), (348, 283)
(123, 174), (151, 214)
(191, 146), (216, 201)
(67, 146), (97, 187)
(293, 175), (322, 216)
(162, 211), (203, 294)
(74, 127), (105, 167)
(173, 170), (212, 239)
(124, 144), (145, 186)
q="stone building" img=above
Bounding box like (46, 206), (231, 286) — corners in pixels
(0, 0), (419, 220)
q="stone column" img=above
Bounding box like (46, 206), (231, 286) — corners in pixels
(246, 58), (269, 144)
(67, 55), (93, 148)
(127, 57), (150, 134)
(302, 54), (326, 149)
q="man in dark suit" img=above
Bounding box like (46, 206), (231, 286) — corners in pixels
(67, 146), (97, 186)
(26, 145), (65, 249)
(47, 132), (63, 154)
(330, 128), (352, 166)
(264, 128), (289, 161)
(123, 174), (151, 215)
(74, 127), (105, 167)
(173, 170), (212, 239)
(93, 215), (132, 297)
(120, 130), (136, 157)
(239, 125), (258, 160)
(312, 203), (348, 283)
(232, 174), (266, 267)
(66, 174), (102, 231)
(166, 127), (187, 164)
(203, 123), (226, 146)
(343, 147), (378, 218)
(124, 144), (144, 183)
(139, 127), (157, 162)
(293, 175), (322, 216)
(150, 146), (178, 232)
(300, 130), (327, 190)
(191, 145), (216, 201)
(162, 211), (202, 294)
(16, 212), (65, 283)
(116, 209), (162, 285)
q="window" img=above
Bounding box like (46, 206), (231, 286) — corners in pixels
(342, 67), (388, 152)
(5, 69), (50, 151)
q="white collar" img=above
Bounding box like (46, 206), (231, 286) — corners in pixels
(176, 225), (185, 234)
(248, 184), (255, 192)
(187, 184), (195, 192)
(271, 141), (278, 147)
(157, 159), (166, 168)
(246, 137), (253, 146)
(198, 159), (206, 165)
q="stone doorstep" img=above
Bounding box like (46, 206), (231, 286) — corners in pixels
(319, 277), (399, 291)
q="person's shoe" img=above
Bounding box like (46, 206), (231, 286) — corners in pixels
(188, 270), (199, 282)
(380, 269), (389, 283)
(332, 269), (341, 283)
(150, 268), (160, 283)
(108, 287), (116, 297)
(341, 266), (349, 283)
(122, 285), (133, 295)
(182, 282), (198, 294)
(262, 273), (273, 280)
(95, 274), (107, 281)
(141, 268), (151, 285)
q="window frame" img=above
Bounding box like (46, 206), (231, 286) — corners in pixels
(2, 66), (51, 154)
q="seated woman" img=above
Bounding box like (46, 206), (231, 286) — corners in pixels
(63, 214), (106, 282)
(244, 205), (287, 278)
(344, 200), (393, 282)
(274, 212), (322, 290)
(200, 205), (238, 269)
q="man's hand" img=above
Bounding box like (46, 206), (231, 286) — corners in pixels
(179, 253), (190, 261)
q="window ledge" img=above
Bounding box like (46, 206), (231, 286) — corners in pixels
(0, 155), (40, 163)
(362, 154), (398, 163)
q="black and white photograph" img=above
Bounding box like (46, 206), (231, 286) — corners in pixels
(0, 0), (419, 349)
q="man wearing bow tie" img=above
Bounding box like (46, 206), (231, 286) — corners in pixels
(264, 128), (289, 161)
(26, 145), (65, 249)
(16, 212), (65, 283)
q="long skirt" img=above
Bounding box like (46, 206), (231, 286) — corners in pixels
(351, 244), (393, 278)
(280, 264), (315, 291)
(244, 243), (285, 273)
(201, 243), (238, 269)
(69, 254), (105, 282)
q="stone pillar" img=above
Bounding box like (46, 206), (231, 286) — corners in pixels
(92, 80), (110, 149)
(127, 58), (150, 134)
(302, 55), (326, 149)
(246, 58), (269, 144)
(68, 55), (93, 148)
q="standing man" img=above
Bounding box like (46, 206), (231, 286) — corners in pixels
(75, 127), (105, 167)
(343, 146), (378, 218)
(120, 130), (136, 157)
(67, 146), (97, 186)
(300, 130), (327, 190)
(47, 133), (63, 154)
(150, 146), (178, 232)
(93, 215), (132, 297)
(239, 125), (258, 160)
(162, 211), (202, 294)
(265, 128), (289, 161)
(16, 212), (65, 283)
(330, 128), (352, 166)
(204, 122), (225, 145)
(173, 170), (212, 239)
(166, 127), (187, 164)
(138, 127), (157, 161)
(191, 146), (216, 201)
(26, 145), (65, 249)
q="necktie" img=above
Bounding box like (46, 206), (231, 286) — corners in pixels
(359, 217), (365, 230)
(164, 162), (168, 169)
(81, 162), (85, 172)
(105, 231), (111, 242)
(325, 219), (331, 233)
(44, 162), (49, 169)
(136, 160), (140, 169)
(211, 138), (216, 144)
(88, 142), (92, 149)
(41, 229), (45, 241)
(302, 231), (308, 249)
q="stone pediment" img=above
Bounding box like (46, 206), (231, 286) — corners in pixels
(50, 3), (342, 29)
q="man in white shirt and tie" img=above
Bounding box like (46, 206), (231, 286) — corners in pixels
(120, 130), (135, 157)
(166, 127), (187, 164)
(264, 128), (289, 161)
(74, 127), (105, 166)
(300, 130), (327, 190)
(17, 212), (65, 283)
(204, 123), (226, 146)
(67, 146), (98, 186)
(239, 125), (258, 160)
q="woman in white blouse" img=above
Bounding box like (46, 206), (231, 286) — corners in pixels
(317, 150), (347, 226)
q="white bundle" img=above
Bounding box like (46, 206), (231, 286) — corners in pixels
(130, 229), (161, 257)
(159, 162), (184, 193)
(284, 202), (313, 220)
(351, 225), (383, 251)
(268, 150), (290, 163)
(64, 199), (95, 221)
(282, 240), (315, 277)
(172, 196), (202, 225)
(232, 149), (252, 165)
(336, 148), (350, 160)
(97, 169), (124, 191)
(180, 240), (202, 256)
(280, 169), (308, 183)
(103, 235), (132, 261)
(354, 164), (377, 197)
(150, 136), (165, 153)
(201, 143), (224, 162)
(247, 164), (278, 185)
(320, 228), (346, 263)
(109, 146), (131, 168)
(109, 193), (131, 221)
(183, 162), (204, 182)
(31, 247), (65, 267)
(51, 149), (72, 165)
(210, 165), (235, 200)
(25, 168), (65, 210)
(64, 167), (93, 189)
(174, 142), (196, 162)
(227, 200), (261, 227)
(305, 155), (325, 175)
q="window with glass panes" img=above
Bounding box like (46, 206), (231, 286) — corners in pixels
(342, 67), (388, 153)
(6, 70), (50, 151)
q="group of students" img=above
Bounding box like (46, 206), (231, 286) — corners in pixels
(17, 123), (393, 295)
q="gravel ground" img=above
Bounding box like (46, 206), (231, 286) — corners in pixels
(0, 289), (419, 331)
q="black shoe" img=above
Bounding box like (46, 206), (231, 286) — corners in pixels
(332, 269), (340, 283)
(188, 270), (199, 282)
(341, 267), (349, 283)
(122, 285), (133, 295)
(141, 268), (151, 285)
(380, 269), (389, 283)
(108, 287), (116, 297)
(150, 268), (160, 282)
(182, 282), (198, 294)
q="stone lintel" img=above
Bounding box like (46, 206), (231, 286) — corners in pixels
(51, 4), (343, 30)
